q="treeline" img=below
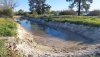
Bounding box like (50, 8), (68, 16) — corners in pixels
(1, 0), (100, 17)
(15, 9), (100, 18)
(16, 0), (100, 17)
(27, 0), (94, 16)
(15, 0), (94, 16)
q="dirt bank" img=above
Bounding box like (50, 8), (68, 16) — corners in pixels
(28, 19), (100, 41)
(16, 23), (100, 57)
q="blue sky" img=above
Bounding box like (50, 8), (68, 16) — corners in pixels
(15, 0), (100, 11)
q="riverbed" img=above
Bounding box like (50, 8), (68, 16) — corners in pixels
(15, 18), (98, 52)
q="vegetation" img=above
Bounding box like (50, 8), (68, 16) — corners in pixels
(0, 18), (16, 36)
(87, 10), (100, 16)
(59, 10), (77, 15)
(0, 0), (17, 9)
(43, 15), (100, 27)
(0, 8), (13, 17)
(66, 0), (93, 16)
(16, 9), (24, 15)
(0, 0), (100, 57)
(0, 0), (17, 17)
(28, 0), (51, 14)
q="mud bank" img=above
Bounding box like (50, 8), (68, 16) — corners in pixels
(16, 23), (100, 57)
(48, 22), (100, 42)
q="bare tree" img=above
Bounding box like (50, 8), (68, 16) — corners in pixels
(0, 0), (17, 9)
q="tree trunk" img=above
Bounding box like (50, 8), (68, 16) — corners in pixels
(78, 0), (81, 16)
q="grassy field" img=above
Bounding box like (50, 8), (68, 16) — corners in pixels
(43, 15), (100, 27)
(0, 18), (17, 36)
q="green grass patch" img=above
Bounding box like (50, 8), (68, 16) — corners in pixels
(0, 18), (17, 36)
(43, 15), (100, 27)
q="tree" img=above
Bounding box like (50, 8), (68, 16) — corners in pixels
(17, 9), (24, 15)
(28, 0), (51, 14)
(66, 0), (93, 16)
(0, 0), (17, 9)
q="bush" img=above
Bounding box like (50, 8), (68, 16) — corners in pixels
(87, 10), (100, 16)
(0, 8), (13, 17)
(51, 11), (60, 16)
(0, 10), (3, 15)
(17, 9), (24, 15)
(24, 12), (29, 17)
(0, 10), (3, 16)
(59, 10), (77, 15)
(26, 11), (38, 18)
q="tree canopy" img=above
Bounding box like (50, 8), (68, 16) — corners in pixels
(28, 0), (51, 14)
(66, 0), (93, 16)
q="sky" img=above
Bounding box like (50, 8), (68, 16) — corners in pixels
(15, 0), (100, 12)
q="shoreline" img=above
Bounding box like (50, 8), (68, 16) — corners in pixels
(16, 22), (100, 57)
(27, 18), (100, 43)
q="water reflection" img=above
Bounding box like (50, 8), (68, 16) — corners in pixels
(16, 19), (93, 43)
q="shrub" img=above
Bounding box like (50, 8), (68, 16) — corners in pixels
(17, 9), (24, 15)
(0, 8), (13, 17)
(27, 11), (38, 18)
(51, 11), (60, 16)
(59, 10), (77, 15)
(0, 10), (2, 14)
(24, 12), (29, 17)
(87, 10), (100, 16)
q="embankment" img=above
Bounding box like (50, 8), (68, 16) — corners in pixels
(29, 18), (100, 43)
